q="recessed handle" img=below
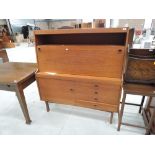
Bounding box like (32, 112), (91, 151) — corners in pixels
(94, 98), (98, 101)
(94, 91), (98, 94)
(118, 49), (122, 53)
(70, 88), (74, 91)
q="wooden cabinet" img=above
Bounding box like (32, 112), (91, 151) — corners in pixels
(35, 28), (132, 114)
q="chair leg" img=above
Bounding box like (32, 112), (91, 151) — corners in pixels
(45, 101), (50, 112)
(117, 92), (126, 131)
(145, 107), (155, 134)
(139, 96), (145, 114)
(110, 112), (114, 124)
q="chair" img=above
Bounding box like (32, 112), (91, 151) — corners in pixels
(0, 50), (9, 63)
(117, 49), (155, 134)
(143, 97), (155, 134)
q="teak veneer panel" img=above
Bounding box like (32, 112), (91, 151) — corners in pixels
(76, 100), (118, 112)
(75, 81), (121, 105)
(38, 77), (75, 103)
(37, 45), (125, 78)
(36, 73), (121, 112)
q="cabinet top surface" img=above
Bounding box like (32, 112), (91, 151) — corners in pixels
(34, 28), (129, 35)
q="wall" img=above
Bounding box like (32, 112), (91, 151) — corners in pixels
(34, 20), (79, 30)
(151, 19), (155, 35)
(118, 19), (145, 29)
(152, 19), (155, 28)
(9, 19), (80, 31)
(34, 20), (49, 30)
(0, 19), (6, 25)
(9, 19), (35, 33)
(49, 19), (78, 29)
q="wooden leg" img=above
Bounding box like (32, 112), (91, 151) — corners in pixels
(117, 92), (126, 131)
(145, 107), (155, 134)
(15, 85), (31, 124)
(139, 96), (145, 114)
(110, 112), (114, 124)
(45, 101), (50, 112)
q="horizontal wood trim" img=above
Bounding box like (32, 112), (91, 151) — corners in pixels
(34, 28), (129, 35)
(36, 73), (122, 85)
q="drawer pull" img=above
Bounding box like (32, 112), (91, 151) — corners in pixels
(94, 91), (98, 94)
(94, 84), (98, 87)
(70, 88), (74, 91)
(94, 98), (98, 101)
(38, 47), (41, 51)
(65, 48), (69, 51)
(118, 49), (122, 53)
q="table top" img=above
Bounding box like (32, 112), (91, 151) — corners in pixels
(0, 62), (37, 84)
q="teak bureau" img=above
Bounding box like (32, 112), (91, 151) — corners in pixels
(34, 28), (133, 123)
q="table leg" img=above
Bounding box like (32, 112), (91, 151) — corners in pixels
(117, 92), (126, 131)
(45, 101), (50, 112)
(110, 112), (113, 124)
(15, 85), (31, 124)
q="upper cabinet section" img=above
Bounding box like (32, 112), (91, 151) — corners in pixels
(34, 28), (131, 46)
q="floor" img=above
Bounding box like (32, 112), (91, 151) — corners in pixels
(0, 43), (146, 135)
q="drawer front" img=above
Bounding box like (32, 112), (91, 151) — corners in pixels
(75, 81), (121, 105)
(37, 77), (75, 103)
(75, 100), (118, 112)
(37, 45), (125, 78)
(36, 74), (121, 112)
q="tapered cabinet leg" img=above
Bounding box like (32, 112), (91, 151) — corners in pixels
(110, 112), (114, 124)
(117, 92), (126, 131)
(45, 101), (50, 112)
(15, 85), (31, 124)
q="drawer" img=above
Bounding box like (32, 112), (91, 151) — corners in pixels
(37, 45), (125, 78)
(37, 76), (75, 104)
(75, 100), (119, 112)
(36, 72), (121, 112)
(75, 81), (121, 105)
